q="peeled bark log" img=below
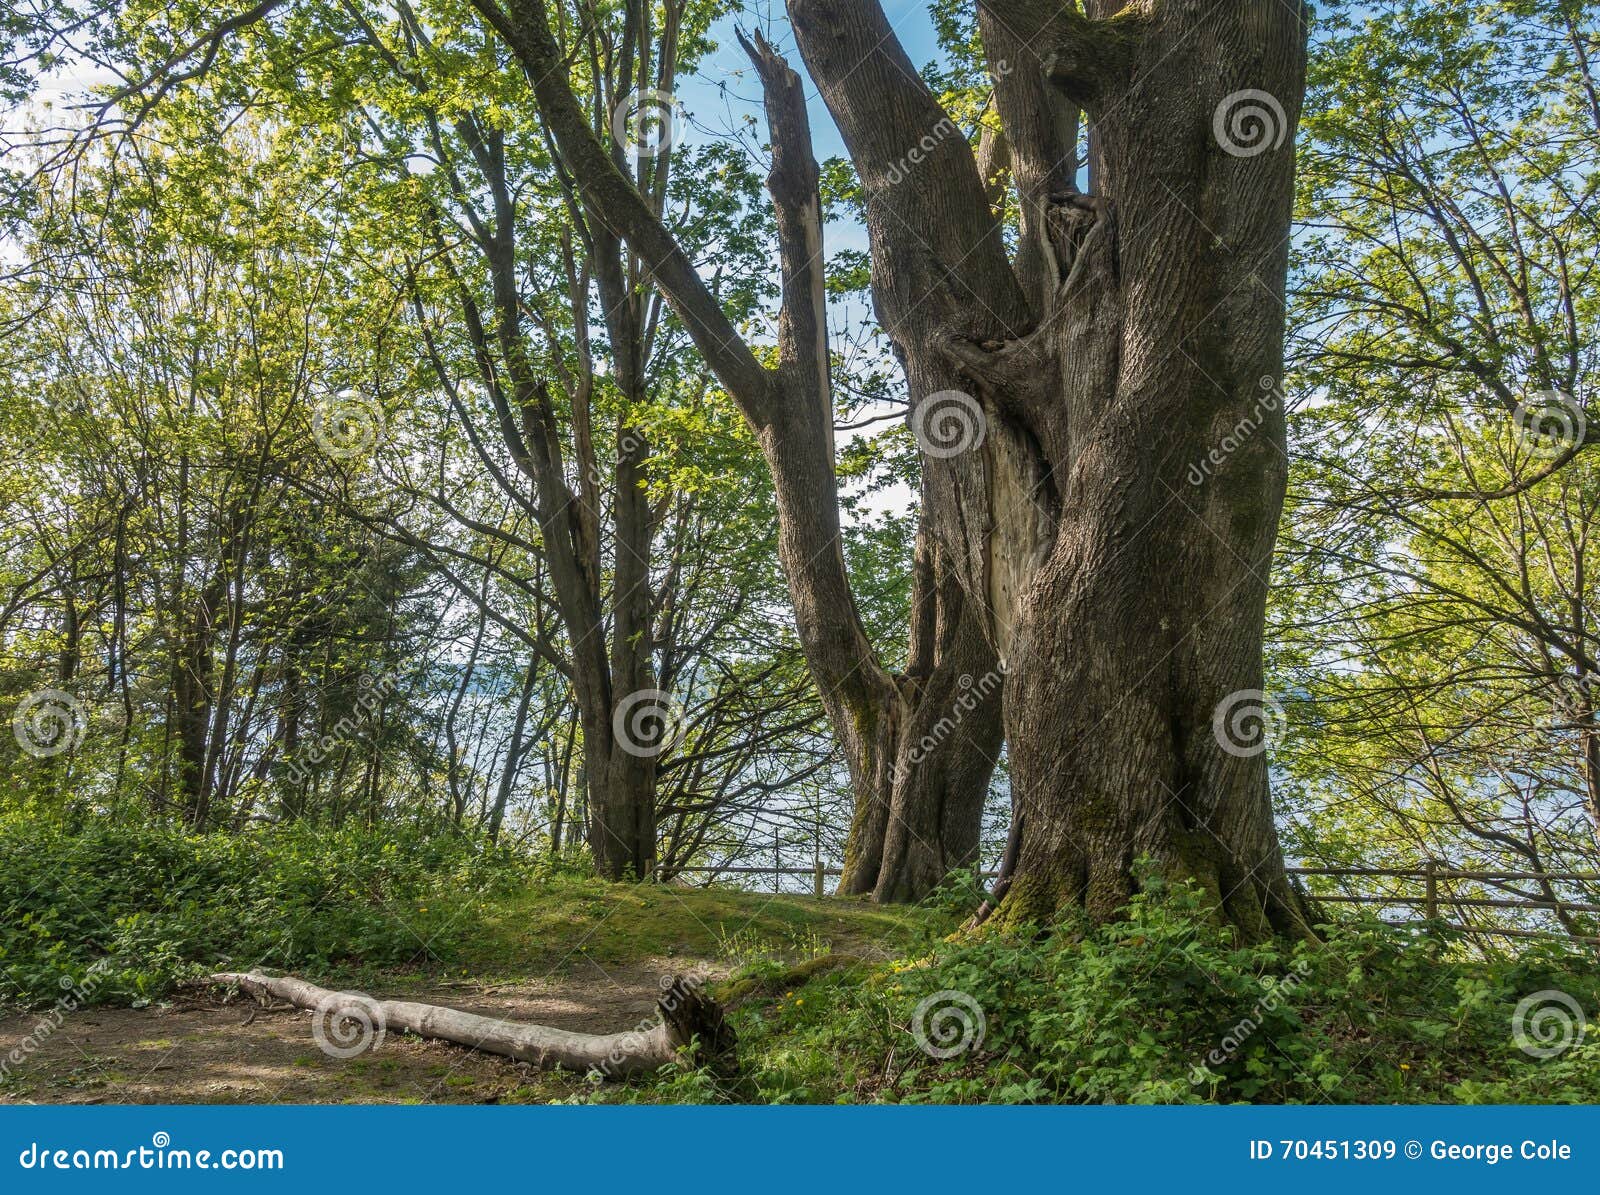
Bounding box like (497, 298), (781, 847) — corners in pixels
(208, 972), (735, 1080)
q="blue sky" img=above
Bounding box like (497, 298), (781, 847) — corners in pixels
(686, 2), (946, 166)
(660, 1), (953, 490)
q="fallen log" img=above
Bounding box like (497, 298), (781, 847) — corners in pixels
(207, 971), (735, 1080)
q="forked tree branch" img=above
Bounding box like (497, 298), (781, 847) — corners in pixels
(468, 0), (773, 417)
(735, 27), (832, 448)
(785, 0), (1030, 346)
(976, 0), (1148, 108)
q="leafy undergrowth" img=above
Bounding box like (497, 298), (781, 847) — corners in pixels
(633, 877), (1600, 1105)
(0, 818), (534, 1005)
(0, 817), (931, 1010)
(6, 823), (1597, 1104)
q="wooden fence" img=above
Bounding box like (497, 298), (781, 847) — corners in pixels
(1286, 864), (1600, 946)
(657, 861), (1600, 947)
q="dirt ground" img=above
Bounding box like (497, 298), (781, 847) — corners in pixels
(0, 958), (712, 1105)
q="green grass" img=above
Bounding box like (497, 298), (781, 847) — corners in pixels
(0, 817), (934, 1007)
(463, 875), (931, 980)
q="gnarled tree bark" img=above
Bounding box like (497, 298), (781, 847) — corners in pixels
(786, 0), (1312, 935)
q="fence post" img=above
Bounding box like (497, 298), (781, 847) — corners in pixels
(1423, 859), (1439, 921)
(813, 858), (825, 899)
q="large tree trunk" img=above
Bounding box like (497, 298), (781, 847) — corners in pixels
(989, 0), (1308, 935)
(584, 727), (659, 880)
(832, 604), (1001, 901)
(787, 0), (1313, 935)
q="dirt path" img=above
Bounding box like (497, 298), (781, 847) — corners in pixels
(0, 958), (712, 1105)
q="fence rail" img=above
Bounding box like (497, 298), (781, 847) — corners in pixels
(1287, 863), (1600, 946)
(657, 861), (1600, 946)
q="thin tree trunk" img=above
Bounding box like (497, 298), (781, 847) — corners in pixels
(488, 658), (539, 842)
